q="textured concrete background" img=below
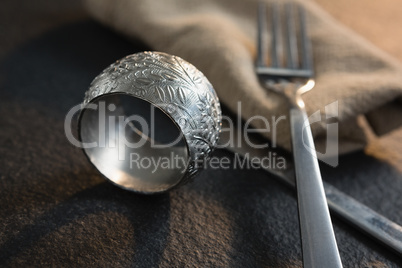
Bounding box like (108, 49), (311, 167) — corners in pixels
(0, 0), (401, 267)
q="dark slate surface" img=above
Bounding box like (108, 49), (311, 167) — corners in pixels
(0, 0), (401, 267)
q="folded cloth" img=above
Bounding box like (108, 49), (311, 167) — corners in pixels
(84, 0), (402, 154)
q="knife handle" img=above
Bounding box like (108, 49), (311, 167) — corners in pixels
(325, 183), (402, 256)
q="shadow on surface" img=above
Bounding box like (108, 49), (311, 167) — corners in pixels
(1, 16), (402, 267)
(0, 19), (149, 113)
(0, 180), (171, 267)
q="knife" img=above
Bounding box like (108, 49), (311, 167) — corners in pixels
(219, 118), (402, 256)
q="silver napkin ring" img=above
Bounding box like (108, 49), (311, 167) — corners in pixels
(78, 52), (222, 193)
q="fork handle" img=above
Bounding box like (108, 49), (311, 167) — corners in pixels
(290, 104), (343, 268)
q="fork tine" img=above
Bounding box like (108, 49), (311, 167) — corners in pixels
(257, 2), (267, 67)
(270, 3), (280, 67)
(299, 6), (313, 72)
(285, 3), (299, 69)
(255, 2), (313, 79)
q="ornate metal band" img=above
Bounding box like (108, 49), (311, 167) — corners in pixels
(81, 51), (222, 188)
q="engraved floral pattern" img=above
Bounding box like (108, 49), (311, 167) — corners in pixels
(83, 51), (222, 184)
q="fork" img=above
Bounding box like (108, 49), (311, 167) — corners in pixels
(256, 2), (343, 267)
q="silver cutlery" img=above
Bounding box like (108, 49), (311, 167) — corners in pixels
(256, 2), (342, 266)
(219, 118), (402, 256)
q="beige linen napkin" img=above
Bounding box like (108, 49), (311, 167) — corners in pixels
(84, 0), (402, 154)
